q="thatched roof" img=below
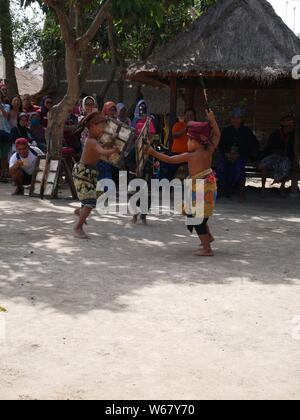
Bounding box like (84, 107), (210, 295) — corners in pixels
(128, 0), (300, 83)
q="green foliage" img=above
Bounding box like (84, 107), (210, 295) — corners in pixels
(14, 0), (219, 66)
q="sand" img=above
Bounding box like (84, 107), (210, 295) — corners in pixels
(0, 183), (299, 400)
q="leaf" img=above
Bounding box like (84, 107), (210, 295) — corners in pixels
(0, 307), (7, 313)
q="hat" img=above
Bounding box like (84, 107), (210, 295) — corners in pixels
(187, 121), (212, 146)
(15, 138), (29, 147)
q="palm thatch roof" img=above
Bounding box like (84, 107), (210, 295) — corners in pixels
(128, 0), (300, 84)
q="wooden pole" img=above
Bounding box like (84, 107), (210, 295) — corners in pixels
(187, 80), (195, 109)
(168, 76), (177, 150)
(292, 80), (300, 194)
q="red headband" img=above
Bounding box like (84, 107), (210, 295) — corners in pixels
(187, 121), (212, 146)
(15, 138), (29, 147)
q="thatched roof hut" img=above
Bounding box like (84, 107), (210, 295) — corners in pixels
(128, 0), (300, 84)
(128, 0), (300, 191)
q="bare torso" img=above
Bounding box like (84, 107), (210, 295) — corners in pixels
(188, 147), (213, 177)
(80, 138), (103, 167)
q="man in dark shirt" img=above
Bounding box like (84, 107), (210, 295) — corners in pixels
(217, 108), (260, 199)
(260, 115), (295, 195)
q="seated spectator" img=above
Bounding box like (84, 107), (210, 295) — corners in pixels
(117, 103), (131, 127)
(9, 138), (44, 195)
(260, 114), (295, 196)
(217, 108), (260, 199)
(29, 113), (47, 152)
(22, 94), (40, 118)
(0, 90), (11, 182)
(10, 113), (33, 147)
(102, 101), (118, 119)
(9, 95), (23, 128)
(40, 96), (53, 128)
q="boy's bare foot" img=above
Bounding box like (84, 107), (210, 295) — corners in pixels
(74, 208), (88, 224)
(73, 228), (89, 239)
(141, 217), (147, 226)
(132, 215), (138, 224)
(194, 249), (214, 257)
(199, 236), (214, 248)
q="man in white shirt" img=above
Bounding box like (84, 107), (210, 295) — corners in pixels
(9, 138), (44, 195)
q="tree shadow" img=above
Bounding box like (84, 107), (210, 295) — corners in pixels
(0, 185), (300, 315)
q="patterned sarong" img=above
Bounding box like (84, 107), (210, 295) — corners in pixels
(183, 169), (218, 219)
(73, 162), (98, 208)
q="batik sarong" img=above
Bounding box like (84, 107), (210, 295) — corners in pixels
(73, 162), (98, 208)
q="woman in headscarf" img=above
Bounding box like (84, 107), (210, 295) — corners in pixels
(79, 96), (97, 147)
(132, 99), (149, 128)
(9, 95), (23, 128)
(102, 101), (117, 119)
(40, 96), (53, 128)
(117, 103), (131, 127)
(10, 113), (34, 147)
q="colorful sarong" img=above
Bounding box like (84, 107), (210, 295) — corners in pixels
(73, 162), (98, 208)
(183, 169), (218, 219)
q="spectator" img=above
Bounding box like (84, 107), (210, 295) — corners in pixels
(102, 101), (117, 119)
(40, 96), (53, 128)
(0, 90), (11, 182)
(29, 113), (47, 152)
(0, 83), (10, 104)
(132, 100), (149, 128)
(217, 108), (260, 199)
(9, 95), (23, 128)
(117, 103), (131, 126)
(79, 96), (97, 147)
(22, 94), (40, 118)
(10, 113), (33, 147)
(9, 138), (44, 195)
(260, 115), (295, 196)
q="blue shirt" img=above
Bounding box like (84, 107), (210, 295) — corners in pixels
(0, 104), (11, 133)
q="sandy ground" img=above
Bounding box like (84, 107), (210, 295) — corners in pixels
(0, 182), (300, 400)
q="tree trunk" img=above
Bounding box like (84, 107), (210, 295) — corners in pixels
(0, 0), (19, 96)
(46, 45), (79, 157)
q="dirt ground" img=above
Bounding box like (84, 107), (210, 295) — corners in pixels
(0, 182), (300, 400)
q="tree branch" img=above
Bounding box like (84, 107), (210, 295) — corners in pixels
(77, 0), (113, 50)
(43, 0), (75, 46)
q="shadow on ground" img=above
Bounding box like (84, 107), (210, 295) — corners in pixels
(0, 185), (299, 315)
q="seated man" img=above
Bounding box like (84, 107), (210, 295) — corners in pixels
(260, 115), (295, 196)
(217, 107), (260, 199)
(9, 138), (44, 195)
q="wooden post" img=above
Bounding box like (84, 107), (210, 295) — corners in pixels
(187, 80), (195, 109)
(292, 80), (300, 194)
(168, 76), (177, 150)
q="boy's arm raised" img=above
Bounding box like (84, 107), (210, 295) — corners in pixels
(207, 110), (221, 150)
